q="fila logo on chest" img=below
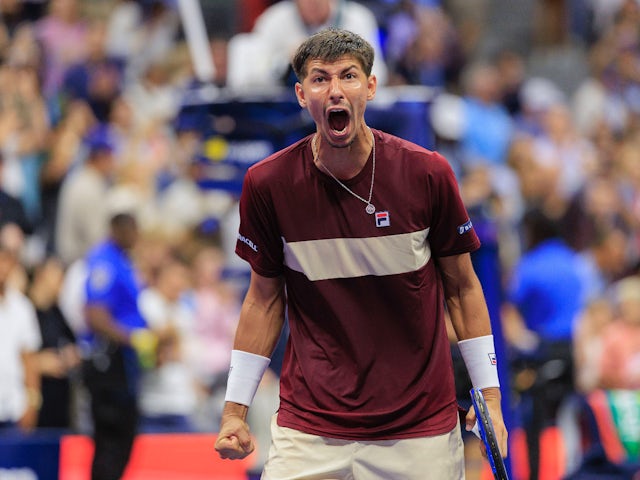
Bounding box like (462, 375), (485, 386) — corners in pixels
(375, 211), (390, 228)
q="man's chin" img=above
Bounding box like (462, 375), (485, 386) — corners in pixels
(325, 129), (355, 148)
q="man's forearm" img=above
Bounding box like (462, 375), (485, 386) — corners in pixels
(86, 305), (130, 345)
(22, 351), (41, 411)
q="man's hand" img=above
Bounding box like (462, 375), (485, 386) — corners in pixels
(215, 403), (255, 460)
(18, 388), (41, 432)
(18, 406), (38, 432)
(129, 328), (158, 369)
(465, 387), (508, 458)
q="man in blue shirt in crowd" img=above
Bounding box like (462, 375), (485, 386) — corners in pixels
(82, 212), (154, 480)
(502, 207), (586, 480)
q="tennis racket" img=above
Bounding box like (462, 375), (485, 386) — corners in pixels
(470, 388), (509, 480)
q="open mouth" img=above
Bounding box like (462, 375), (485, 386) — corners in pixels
(328, 109), (349, 133)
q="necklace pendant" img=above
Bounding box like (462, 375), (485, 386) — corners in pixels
(366, 203), (375, 215)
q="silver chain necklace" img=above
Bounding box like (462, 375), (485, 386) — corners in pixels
(312, 129), (376, 214)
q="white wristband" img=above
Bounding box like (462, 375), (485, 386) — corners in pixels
(458, 335), (500, 390)
(225, 349), (271, 406)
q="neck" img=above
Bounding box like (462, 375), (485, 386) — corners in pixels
(30, 288), (55, 309)
(313, 126), (373, 179)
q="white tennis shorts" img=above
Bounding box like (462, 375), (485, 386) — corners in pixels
(261, 414), (465, 479)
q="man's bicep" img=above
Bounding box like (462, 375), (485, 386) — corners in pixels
(437, 253), (492, 340)
(437, 252), (478, 293)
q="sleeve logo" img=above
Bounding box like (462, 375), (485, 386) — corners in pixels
(457, 220), (473, 235)
(237, 233), (258, 252)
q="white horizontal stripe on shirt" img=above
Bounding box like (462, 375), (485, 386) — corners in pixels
(282, 228), (431, 281)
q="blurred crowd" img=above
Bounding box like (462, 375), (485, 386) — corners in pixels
(1, 0), (640, 477)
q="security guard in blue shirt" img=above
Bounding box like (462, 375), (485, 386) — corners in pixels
(82, 212), (156, 480)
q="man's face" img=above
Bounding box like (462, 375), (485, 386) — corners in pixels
(112, 217), (139, 251)
(295, 55), (376, 148)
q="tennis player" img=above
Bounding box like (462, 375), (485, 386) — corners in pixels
(215, 27), (508, 479)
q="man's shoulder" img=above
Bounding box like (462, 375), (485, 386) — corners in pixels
(377, 130), (449, 168)
(4, 287), (34, 311)
(246, 136), (310, 180)
(85, 240), (119, 264)
(61, 166), (105, 195)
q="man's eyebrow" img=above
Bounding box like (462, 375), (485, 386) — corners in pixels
(308, 64), (360, 76)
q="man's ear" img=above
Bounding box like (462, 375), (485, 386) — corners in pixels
(295, 82), (307, 108)
(367, 74), (377, 101)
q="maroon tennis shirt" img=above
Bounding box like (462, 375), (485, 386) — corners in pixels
(236, 129), (480, 440)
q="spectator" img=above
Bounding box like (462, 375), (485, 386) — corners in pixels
(515, 76), (566, 138)
(210, 36), (230, 88)
(186, 245), (240, 391)
(502, 208), (587, 480)
(0, 0), (33, 39)
(101, 94), (134, 156)
(503, 208), (586, 354)
(33, 0), (89, 100)
(0, 151), (32, 235)
(388, 4), (462, 88)
(122, 58), (182, 131)
(138, 254), (199, 433)
(227, 0), (388, 89)
(597, 275), (640, 390)
(0, 223), (42, 432)
(4, 21), (42, 69)
(0, 62), (50, 222)
(383, 0), (420, 75)
(0, 221), (29, 292)
(574, 225), (629, 304)
(40, 100), (98, 253)
(571, 44), (623, 138)
(61, 18), (125, 122)
(572, 298), (615, 394)
(494, 49), (526, 117)
(55, 124), (117, 265)
(613, 138), (640, 254)
(28, 256), (81, 429)
(104, 0), (143, 65)
(117, 0), (181, 82)
(506, 135), (561, 225)
(561, 174), (633, 253)
(458, 61), (514, 170)
(58, 255), (89, 338)
(81, 212), (152, 480)
(155, 154), (236, 240)
(531, 102), (599, 210)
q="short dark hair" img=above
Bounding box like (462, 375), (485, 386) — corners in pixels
(291, 28), (374, 81)
(522, 207), (560, 249)
(110, 212), (136, 228)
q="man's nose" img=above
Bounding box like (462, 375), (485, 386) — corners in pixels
(329, 76), (344, 99)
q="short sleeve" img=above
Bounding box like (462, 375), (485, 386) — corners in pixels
(85, 260), (116, 305)
(19, 296), (42, 352)
(427, 152), (480, 256)
(235, 170), (285, 277)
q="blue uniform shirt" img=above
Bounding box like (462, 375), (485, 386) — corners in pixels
(85, 239), (146, 333)
(507, 239), (585, 342)
(83, 239), (147, 391)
